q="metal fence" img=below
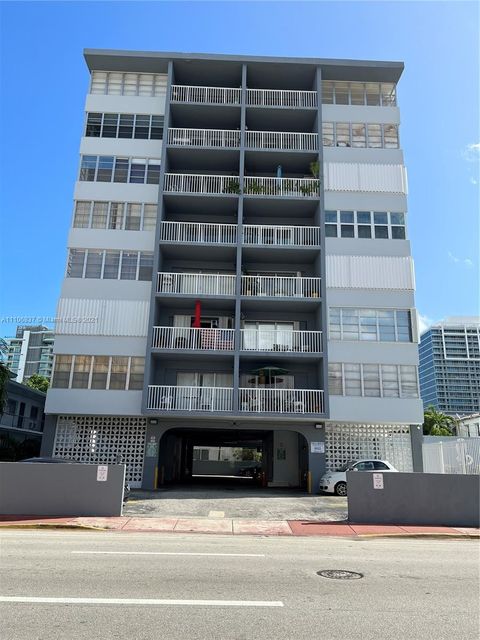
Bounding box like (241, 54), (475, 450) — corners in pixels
(423, 438), (480, 475)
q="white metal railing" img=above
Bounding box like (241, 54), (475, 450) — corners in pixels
(243, 176), (320, 197)
(241, 329), (322, 353)
(246, 88), (317, 108)
(160, 221), (237, 244)
(147, 385), (234, 412)
(152, 327), (235, 351)
(241, 275), (321, 298)
(171, 84), (242, 105)
(239, 388), (324, 414)
(423, 438), (480, 475)
(157, 272), (236, 296)
(168, 127), (241, 148)
(245, 130), (318, 151)
(164, 173), (240, 195)
(242, 224), (320, 247)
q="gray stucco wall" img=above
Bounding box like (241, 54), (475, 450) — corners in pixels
(0, 462), (125, 517)
(347, 471), (479, 527)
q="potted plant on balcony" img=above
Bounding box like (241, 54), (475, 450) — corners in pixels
(224, 179), (241, 195)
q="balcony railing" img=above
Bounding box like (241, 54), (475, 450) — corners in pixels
(245, 131), (318, 151)
(239, 388), (324, 414)
(147, 385), (234, 411)
(160, 221), (237, 244)
(157, 272), (236, 296)
(246, 88), (317, 108)
(171, 84), (242, 105)
(241, 329), (322, 353)
(241, 275), (321, 298)
(152, 327), (235, 351)
(242, 224), (321, 247)
(168, 127), (241, 148)
(164, 173), (240, 195)
(243, 176), (320, 197)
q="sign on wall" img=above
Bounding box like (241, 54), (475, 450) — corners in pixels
(96, 465), (108, 482)
(311, 442), (325, 454)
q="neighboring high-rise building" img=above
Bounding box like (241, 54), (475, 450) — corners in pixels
(419, 317), (480, 415)
(4, 326), (54, 383)
(44, 50), (423, 489)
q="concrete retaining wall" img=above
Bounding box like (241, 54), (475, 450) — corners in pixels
(347, 471), (479, 527)
(0, 462), (125, 517)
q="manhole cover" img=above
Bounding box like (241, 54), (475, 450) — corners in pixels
(317, 570), (363, 580)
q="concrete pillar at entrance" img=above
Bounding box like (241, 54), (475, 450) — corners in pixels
(142, 423), (169, 490)
(40, 415), (57, 457)
(410, 424), (424, 472)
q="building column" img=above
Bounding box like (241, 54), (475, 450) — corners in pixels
(141, 422), (171, 489)
(40, 415), (57, 456)
(301, 424), (326, 494)
(410, 424), (424, 472)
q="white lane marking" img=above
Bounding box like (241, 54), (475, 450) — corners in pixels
(71, 551), (265, 557)
(0, 596), (283, 607)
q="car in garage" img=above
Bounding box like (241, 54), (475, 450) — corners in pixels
(319, 459), (398, 496)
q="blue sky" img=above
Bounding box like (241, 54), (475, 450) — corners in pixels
(0, 1), (479, 338)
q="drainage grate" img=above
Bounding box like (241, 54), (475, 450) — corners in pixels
(317, 570), (364, 580)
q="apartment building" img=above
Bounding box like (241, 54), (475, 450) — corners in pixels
(419, 317), (480, 415)
(5, 326), (54, 383)
(43, 50), (424, 489)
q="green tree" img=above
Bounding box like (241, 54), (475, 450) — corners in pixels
(422, 405), (458, 436)
(26, 374), (49, 393)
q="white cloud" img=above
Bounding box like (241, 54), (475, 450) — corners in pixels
(448, 251), (474, 268)
(418, 313), (432, 335)
(470, 176), (479, 185)
(462, 143), (480, 163)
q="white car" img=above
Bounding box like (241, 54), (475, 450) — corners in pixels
(319, 459), (398, 496)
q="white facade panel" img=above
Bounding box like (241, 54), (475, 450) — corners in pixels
(68, 229), (155, 252)
(323, 148), (404, 165)
(328, 341), (419, 365)
(60, 279), (151, 301)
(321, 104), (400, 124)
(79, 137), (162, 158)
(55, 298), (149, 336)
(328, 396), (424, 425)
(46, 389), (143, 416)
(74, 181), (159, 202)
(85, 94), (166, 115)
(53, 336), (147, 356)
(324, 162), (407, 195)
(326, 255), (415, 290)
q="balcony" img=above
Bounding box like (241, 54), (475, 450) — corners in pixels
(241, 329), (322, 353)
(246, 88), (317, 108)
(171, 85), (242, 105)
(147, 385), (234, 411)
(243, 176), (319, 198)
(164, 173), (240, 195)
(242, 224), (320, 247)
(239, 388), (324, 414)
(168, 128), (241, 148)
(152, 326), (235, 351)
(245, 131), (318, 151)
(157, 272), (236, 296)
(160, 221), (237, 244)
(241, 275), (321, 298)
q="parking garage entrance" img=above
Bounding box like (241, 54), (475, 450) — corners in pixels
(157, 428), (309, 490)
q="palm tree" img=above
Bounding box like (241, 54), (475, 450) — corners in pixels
(422, 405), (458, 436)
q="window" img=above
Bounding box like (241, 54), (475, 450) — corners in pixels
(84, 250), (103, 278)
(151, 116), (164, 140)
(355, 461), (375, 471)
(383, 124), (399, 148)
(328, 363), (343, 395)
(365, 82), (381, 106)
(373, 461), (390, 470)
(329, 308), (413, 343)
(103, 251), (120, 279)
(381, 83), (396, 106)
(322, 81), (334, 104)
(344, 364), (361, 396)
(52, 355), (72, 388)
(128, 357), (145, 390)
(79, 156), (160, 184)
(91, 356), (109, 389)
(123, 74), (138, 96)
(119, 114), (134, 138)
(79, 155), (97, 181)
(350, 83), (365, 105)
(352, 123), (366, 147)
(329, 308), (341, 340)
(400, 365), (419, 398)
(92, 202), (108, 228)
(84, 112), (164, 140)
(90, 71), (107, 94)
(367, 123), (382, 148)
(329, 362), (419, 398)
(378, 310), (396, 342)
(335, 81), (349, 105)
(336, 123), (350, 147)
(146, 161), (161, 184)
(129, 158), (146, 184)
(90, 71), (167, 96)
(138, 253), (153, 281)
(359, 309), (377, 341)
(324, 209), (406, 240)
(322, 122), (334, 146)
(342, 308), (359, 341)
(321, 80), (396, 106)
(108, 73), (123, 95)
(102, 113), (118, 137)
(381, 365), (400, 397)
(67, 249), (85, 278)
(73, 201), (91, 228)
(134, 115), (150, 139)
(72, 355), (92, 389)
(363, 364), (381, 397)
(120, 252), (138, 280)
(113, 158), (129, 183)
(110, 357), (128, 390)
(97, 156), (114, 182)
(143, 204), (157, 231)
(108, 203), (124, 230)
(125, 204), (142, 230)
(85, 113), (101, 137)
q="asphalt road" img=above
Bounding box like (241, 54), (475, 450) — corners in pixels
(1, 530), (478, 640)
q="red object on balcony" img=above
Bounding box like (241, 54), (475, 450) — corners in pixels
(193, 300), (201, 328)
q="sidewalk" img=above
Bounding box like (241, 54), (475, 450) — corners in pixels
(0, 515), (478, 538)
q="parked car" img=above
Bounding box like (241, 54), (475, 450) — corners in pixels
(20, 457), (131, 501)
(319, 459), (398, 496)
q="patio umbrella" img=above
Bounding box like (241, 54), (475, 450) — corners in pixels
(249, 366), (289, 382)
(192, 300), (201, 328)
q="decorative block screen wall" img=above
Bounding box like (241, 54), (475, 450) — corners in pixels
(53, 416), (147, 487)
(325, 424), (413, 472)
